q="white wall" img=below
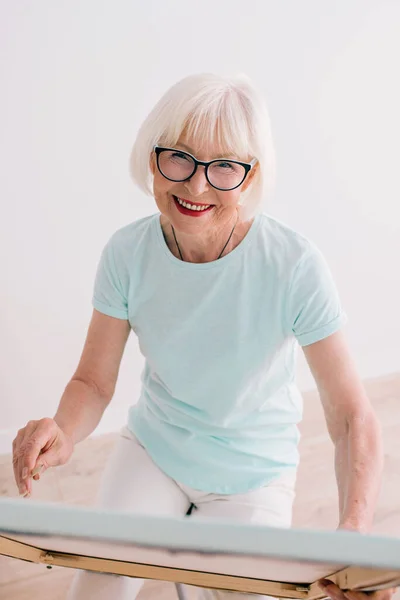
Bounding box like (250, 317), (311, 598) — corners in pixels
(1, 1), (399, 454)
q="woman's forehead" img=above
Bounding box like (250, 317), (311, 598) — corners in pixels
(175, 139), (235, 160)
(172, 131), (251, 162)
(158, 112), (253, 161)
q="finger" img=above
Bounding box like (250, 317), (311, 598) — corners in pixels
(19, 428), (51, 487)
(31, 418), (63, 466)
(320, 582), (347, 600)
(24, 420), (63, 485)
(12, 431), (24, 492)
(32, 464), (44, 477)
(30, 449), (54, 479)
(319, 580), (333, 588)
(32, 433), (66, 473)
(26, 463), (44, 485)
(319, 580), (335, 594)
(18, 423), (42, 495)
(20, 459), (45, 494)
(19, 462), (33, 496)
(12, 427), (34, 495)
(19, 422), (40, 495)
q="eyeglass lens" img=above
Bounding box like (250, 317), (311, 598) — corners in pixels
(158, 150), (246, 190)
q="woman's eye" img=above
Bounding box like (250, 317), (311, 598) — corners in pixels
(216, 162), (234, 170)
(171, 152), (190, 161)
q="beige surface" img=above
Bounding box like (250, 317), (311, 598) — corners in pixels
(1, 372), (400, 599)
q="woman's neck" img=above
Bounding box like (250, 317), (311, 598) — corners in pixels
(160, 213), (253, 263)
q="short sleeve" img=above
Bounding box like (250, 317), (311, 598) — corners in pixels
(92, 235), (129, 320)
(285, 244), (347, 346)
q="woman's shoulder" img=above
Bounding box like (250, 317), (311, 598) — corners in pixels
(107, 213), (158, 252)
(258, 212), (317, 264)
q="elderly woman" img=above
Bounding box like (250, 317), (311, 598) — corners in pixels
(13, 73), (389, 600)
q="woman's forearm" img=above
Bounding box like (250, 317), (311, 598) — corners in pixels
(53, 378), (110, 445)
(335, 410), (383, 533)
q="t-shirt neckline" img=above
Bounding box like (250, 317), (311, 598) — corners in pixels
(154, 212), (262, 270)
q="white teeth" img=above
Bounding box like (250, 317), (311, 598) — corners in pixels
(176, 197), (211, 211)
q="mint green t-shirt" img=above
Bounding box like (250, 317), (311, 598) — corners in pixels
(92, 212), (347, 494)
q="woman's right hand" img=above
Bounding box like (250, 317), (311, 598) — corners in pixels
(12, 417), (74, 498)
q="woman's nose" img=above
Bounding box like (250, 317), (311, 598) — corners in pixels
(184, 166), (210, 196)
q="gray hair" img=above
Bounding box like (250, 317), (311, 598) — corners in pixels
(129, 73), (276, 220)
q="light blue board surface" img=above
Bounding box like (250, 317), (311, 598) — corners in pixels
(1, 497), (400, 570)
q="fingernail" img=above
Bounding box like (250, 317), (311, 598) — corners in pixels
(22, 467), (28, 479)
(32, 465), (43, 477)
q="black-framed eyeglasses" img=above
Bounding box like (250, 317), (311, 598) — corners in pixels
(153, 146), (257, 191)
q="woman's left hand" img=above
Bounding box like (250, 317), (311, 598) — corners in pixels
(318, 580), (397, 600)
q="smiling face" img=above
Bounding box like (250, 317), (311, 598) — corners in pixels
(150, 131), (256, 235)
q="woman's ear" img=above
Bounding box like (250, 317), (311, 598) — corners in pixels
(241, 163), (258, 193)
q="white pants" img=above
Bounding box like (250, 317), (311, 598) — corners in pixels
(67, 427), (296, 600)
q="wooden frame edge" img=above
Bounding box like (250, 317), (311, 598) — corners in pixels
(0, 535), (309, 597)
(1, 535), (400, 598)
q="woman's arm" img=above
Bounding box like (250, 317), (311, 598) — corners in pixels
(54, 309), (131, 444)
(302, 330), (383, 533)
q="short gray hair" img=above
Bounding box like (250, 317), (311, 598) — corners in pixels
(129, 73), (276, 220)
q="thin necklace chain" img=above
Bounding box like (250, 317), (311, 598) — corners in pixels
(171, 214), (238, 262)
